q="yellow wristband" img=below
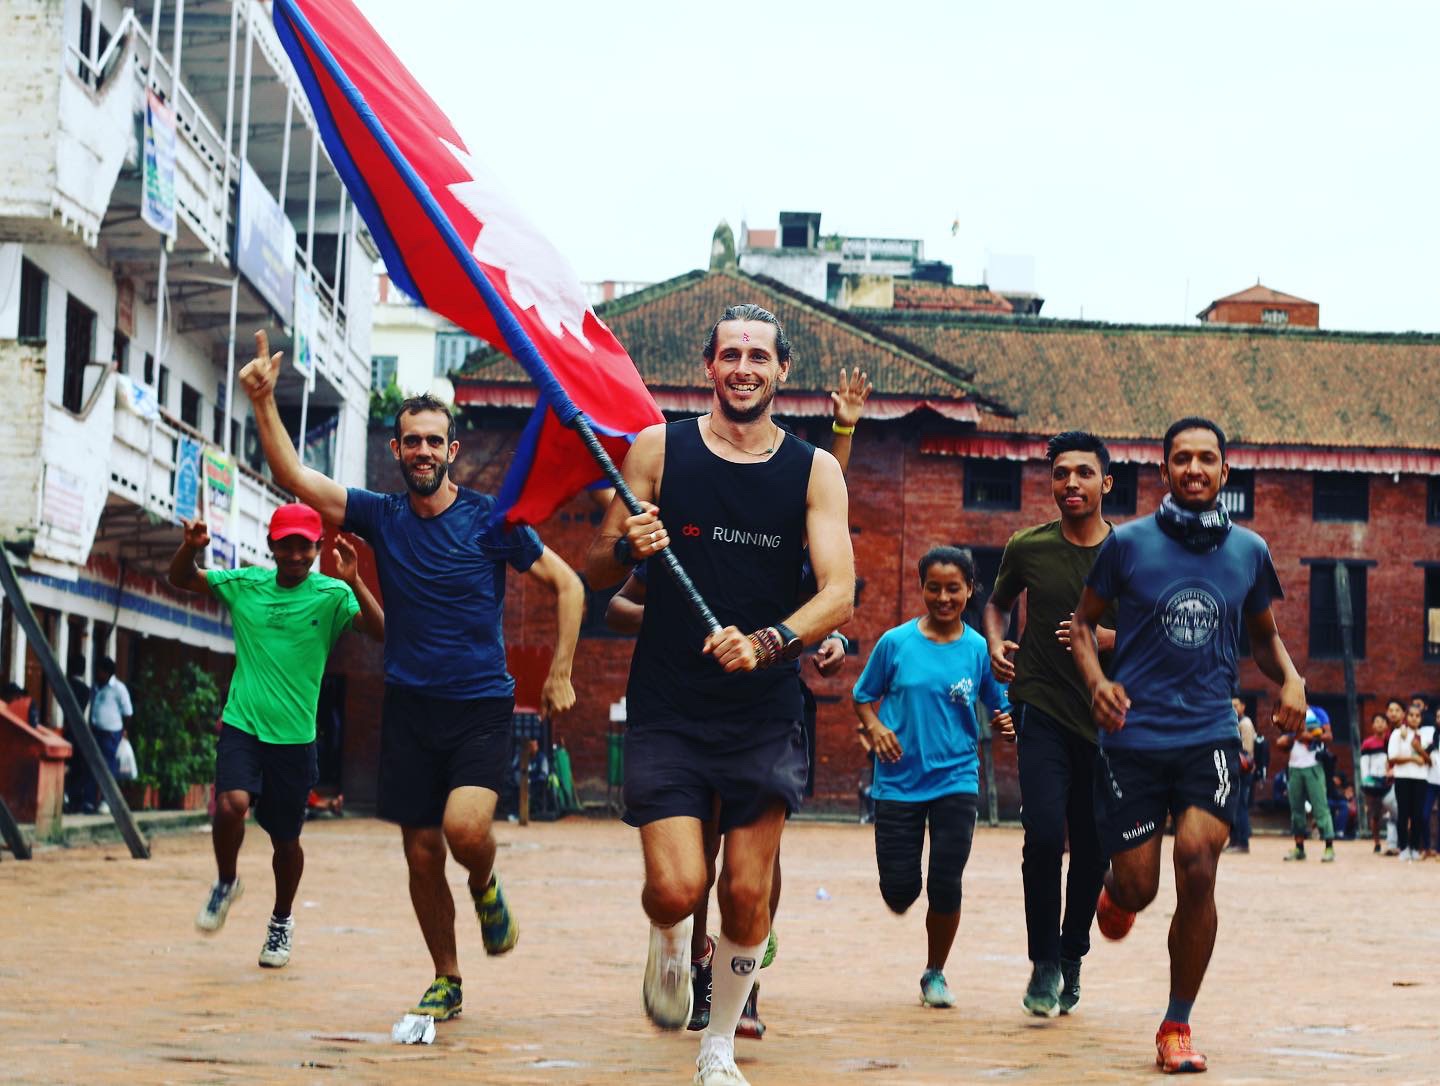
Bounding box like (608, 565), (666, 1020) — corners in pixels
(831, 422), (856, 436)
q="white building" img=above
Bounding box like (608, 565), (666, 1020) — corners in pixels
(0, 0), (374, 716)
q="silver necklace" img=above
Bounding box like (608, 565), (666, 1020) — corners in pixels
(707, 416), (778, 457)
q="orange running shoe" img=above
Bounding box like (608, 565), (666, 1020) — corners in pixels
(1155, 1020), (1207, 1073)
(1095, 886), (1135, 941)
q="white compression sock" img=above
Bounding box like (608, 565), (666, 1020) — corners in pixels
(703, 931), (767, 1043)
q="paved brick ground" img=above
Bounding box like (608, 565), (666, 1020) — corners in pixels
(1, 817), (1435, 1085)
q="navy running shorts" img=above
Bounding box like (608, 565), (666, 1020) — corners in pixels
(622, 716), (808, 833)
(378, 686), (512, 827)
(214, 723), (317, 843)
(1093, 738), (1241, 859)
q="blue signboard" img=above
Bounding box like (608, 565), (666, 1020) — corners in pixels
(174, 435), (202, 522)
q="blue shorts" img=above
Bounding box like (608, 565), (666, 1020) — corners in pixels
(622, 717), (808, 833)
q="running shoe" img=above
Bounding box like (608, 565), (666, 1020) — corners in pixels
(258, 915), (294, 968)
(1322, 844), (1336, 863)
(694, 1035), (749, 1086)
(195, 878), (243, 933)
(919, 968), (956, 1008)
(474, 873), (519, 955)
(1283, 846), (1306, 862)
(1058, 958), (1082, 1014)
(760, 928), (777, 969)
(1095, 886), (1135, 942)
(688, 935), (715, 1031)
(412, 976), (462, 1021)
(1155, 1020), (1207, 1073)
(735, 982), (765, 1040)
(1222, 843), (1249, 854)
(643, 916), (694, 1030)
(1021, 960), (1062, 1018)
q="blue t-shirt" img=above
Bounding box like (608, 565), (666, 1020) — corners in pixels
(1085, 514), (1283, 751)
(852, 619), (1009, 802)
(344, 486), (543, 699)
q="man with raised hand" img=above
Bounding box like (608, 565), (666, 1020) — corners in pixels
(170, 505), (382, 968)
(1070, 417), (1305, 1074)
(238, 330), (583, 1023)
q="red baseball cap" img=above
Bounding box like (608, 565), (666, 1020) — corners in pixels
(268, 503), (324, 542)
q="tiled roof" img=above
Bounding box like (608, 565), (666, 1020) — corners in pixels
(1208, 283), (1317, 307)
(458, 269), (1011, 411)
(861, 311), (1440, 450)
(893, 280), (1013, 313)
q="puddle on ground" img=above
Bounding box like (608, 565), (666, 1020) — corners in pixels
(1262, 1047), (1373, 1062)
(531, 1059), (585, 1069)
(838, 1057), (904, 1072)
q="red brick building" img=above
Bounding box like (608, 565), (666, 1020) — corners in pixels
(340, 271), (1440, 818)
(1197, 282), (1320, 328)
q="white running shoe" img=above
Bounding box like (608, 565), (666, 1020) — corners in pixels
(643, 916), (694, 1029)
(258, 915), (294, 968)
(694, 1035), (750, 1086)
(195, 878), (243, 933)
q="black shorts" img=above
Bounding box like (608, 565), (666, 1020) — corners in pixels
(623, 716), (808, 833)
(1093, 739), (1241, 859)
(378, 686), (512, 827)
(214, 723), (317, 843)
(874, 791), (978, 914)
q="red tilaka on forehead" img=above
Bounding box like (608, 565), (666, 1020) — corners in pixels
(741, 331), (750, 343)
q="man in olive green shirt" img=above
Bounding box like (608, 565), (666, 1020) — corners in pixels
(983, 431), (1116, 1019)
(169, 503), (383, 969)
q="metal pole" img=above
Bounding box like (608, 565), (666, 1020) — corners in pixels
(1335, 563), (1367, 836)
(305, 132), (318, 262)
(146, 0), (163, 92)
(220, 0), (240, 205)
(222, 274), (239, 465)
(277, 92), (293, 206)
(169, 0), (184, 98)
(568, 415), (720, 634)
(141, 244), (168, 515)
(297, 382), (310, 469)
(87, 0), (102, 86)
(0, 546), (149, 859)
(236, 6), (254, 168)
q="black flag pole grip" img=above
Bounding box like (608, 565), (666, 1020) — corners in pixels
(568, 415), (723, 636)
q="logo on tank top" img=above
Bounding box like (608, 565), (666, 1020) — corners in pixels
(712, 526), (783, 548)
(1158, 585), (1220, 648)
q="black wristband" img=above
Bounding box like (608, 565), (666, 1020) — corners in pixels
(612, 535), (632, 566)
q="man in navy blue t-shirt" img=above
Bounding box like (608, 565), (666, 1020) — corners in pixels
(240, 331), (583, 1023)
(1071, 417), (1306, 1075)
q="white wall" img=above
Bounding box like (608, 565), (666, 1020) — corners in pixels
(371, 301), (444, 394)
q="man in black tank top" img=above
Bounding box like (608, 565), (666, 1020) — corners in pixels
(587, 304), (855, 1086)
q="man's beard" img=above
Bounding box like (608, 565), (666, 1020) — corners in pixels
(715, 383), (776, 424)
(401, 457), (449, 496)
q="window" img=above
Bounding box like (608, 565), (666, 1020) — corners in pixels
(1313, 473), (1368, 522)
(1102, 462), (1138, 516)
(180, 383), (202, 430)
(1308, 561), (1367, 659)
(1261, 308), (1289, 326)
(1219, 469), (1254, 520)
(434, 332), (484, 376)
(143, 352), (155, 385)
(18, 259), (47, 341)
(579, 576), (628, 639)
(961, 545), (1018, 641)
(62, 295), (96, 413)
(112, 330), (129, 375)
(964, 459), (1022, 510)
(157, 364), (170, 409)
(371, 354), (398, 390)
(1426, 569), (1440, 660)
(1428, 479), (1440, 525)
(1308, 694), (1354, 746)
(212, 405), (225, 445)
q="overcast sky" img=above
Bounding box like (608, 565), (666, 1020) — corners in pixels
(354, 0), (1438, 333)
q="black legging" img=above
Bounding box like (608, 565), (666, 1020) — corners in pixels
(1395, 777), (1426, 852)
(874, 792), (978, 914)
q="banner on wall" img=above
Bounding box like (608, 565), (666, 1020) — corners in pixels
(236, 161), (297, 324)
(173, 435), (202, 522)
(292, 272), (319, 385)
(202, 447), (238, 569)
(141, 90), (177, 238)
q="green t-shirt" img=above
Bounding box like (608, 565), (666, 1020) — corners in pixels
(991, 520), (1116, 744)
(207, 566), (360, 745)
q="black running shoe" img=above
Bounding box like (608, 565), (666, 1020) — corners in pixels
(688, 934), (714, 1031)
(1058, 958), (1082, 1014)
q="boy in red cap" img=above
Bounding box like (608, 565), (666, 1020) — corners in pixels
(168, 503), (383, 968)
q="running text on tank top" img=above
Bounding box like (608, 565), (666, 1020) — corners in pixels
(626, 418), (814, 724)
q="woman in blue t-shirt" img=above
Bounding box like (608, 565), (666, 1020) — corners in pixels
(853, 545), (1013, 1009)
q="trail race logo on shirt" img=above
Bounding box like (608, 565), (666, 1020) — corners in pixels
(1159, 586), (1220, 648)
(948, 678), (974, 705)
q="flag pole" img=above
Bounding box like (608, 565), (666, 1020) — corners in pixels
(568, 415), (722, 636)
